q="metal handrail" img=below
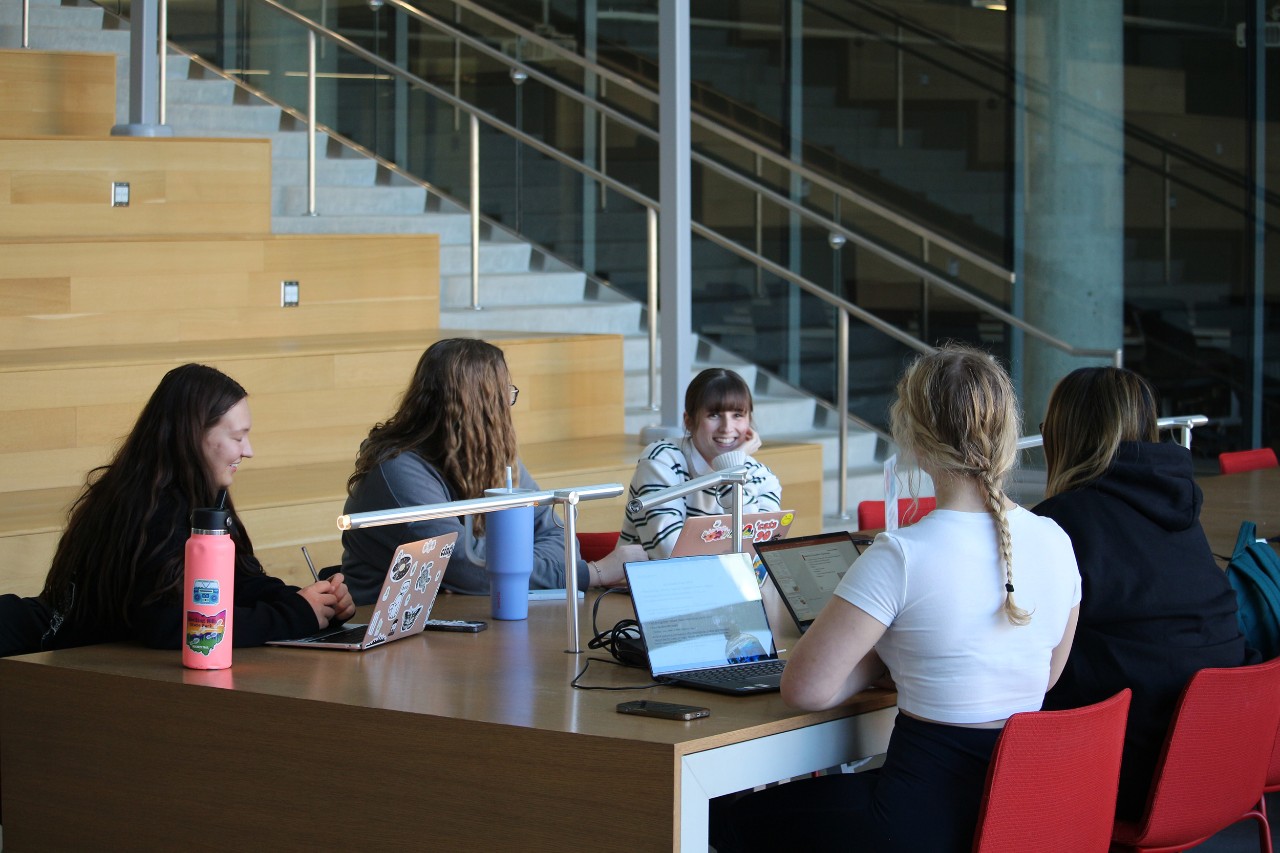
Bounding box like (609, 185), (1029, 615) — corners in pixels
(339, 482), (624, 654)
(1016, 414), (1209, 452)
(626, 466), (751, 554)
(161, 0), (1124, 520)
(409, 0), (1015, 284)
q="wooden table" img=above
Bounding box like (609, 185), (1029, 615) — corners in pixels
(1197, 468), (1280, 558)
(0, 590), (896, 852)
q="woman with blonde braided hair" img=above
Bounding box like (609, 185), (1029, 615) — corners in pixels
(713, 345), (1081, 853)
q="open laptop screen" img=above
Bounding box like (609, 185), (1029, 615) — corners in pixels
(754, 532), (868, 630)
(626, 553), (779, 677)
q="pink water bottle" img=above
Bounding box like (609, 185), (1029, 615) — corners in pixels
(182, 501), (235, 669)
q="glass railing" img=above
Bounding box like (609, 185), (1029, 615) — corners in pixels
(153, 0), (1268, 455)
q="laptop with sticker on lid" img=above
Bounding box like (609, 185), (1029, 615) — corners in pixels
(267, 531), (456, 651)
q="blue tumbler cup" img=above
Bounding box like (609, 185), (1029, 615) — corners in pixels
(484, 488), (535, 620)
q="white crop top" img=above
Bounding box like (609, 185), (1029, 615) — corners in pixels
(834, 507), (1080, 724)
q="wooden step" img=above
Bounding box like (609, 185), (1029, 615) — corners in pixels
(0, 233), (440, 351)
(0, 136), (272, 237)
(0, 328), (623, 494)
(0, 434), (820, 595)
(0, 49), (115, 137)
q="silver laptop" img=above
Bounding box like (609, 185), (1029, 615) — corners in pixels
(624, 551), (786, 695)
(268, 532), (456, 651)
(753, 531), (871, 634)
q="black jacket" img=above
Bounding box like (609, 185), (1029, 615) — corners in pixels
(1035, 441), (1254, 820)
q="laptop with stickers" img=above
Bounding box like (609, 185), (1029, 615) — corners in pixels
(624, 551), (786, 695)
(669, 510), (797, 558)
(268, 532), (456, 651)
(753, 531), (871, 634)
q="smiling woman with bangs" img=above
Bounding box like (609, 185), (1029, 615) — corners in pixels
(620, 367), (782, 559)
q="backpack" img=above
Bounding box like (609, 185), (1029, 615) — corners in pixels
(1225, 521), (1280, 660)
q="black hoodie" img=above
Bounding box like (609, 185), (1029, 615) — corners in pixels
(1035, 440), (1254, 820)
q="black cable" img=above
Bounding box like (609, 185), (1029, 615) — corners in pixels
(569, 656), (669, 691)
(585, 587), (648, 667)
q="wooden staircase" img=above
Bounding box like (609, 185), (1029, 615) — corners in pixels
(0, 47), (823, 597)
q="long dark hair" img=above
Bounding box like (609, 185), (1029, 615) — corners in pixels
(1043, 367), (1159, 498)
(347, 338), (519, 535)
(41, 363), (257, 627)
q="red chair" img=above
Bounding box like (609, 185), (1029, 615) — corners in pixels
(856, 497), (937, 530)
(575, 531), (620, 563)
(972, 689), (1131, 853)
(1111, 656), (1280, 853)
(1219, 448), (1279, 475)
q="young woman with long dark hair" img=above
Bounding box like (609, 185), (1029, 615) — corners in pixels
(26, 363), (353, 653)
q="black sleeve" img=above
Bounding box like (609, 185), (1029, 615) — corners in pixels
(133, 566), (320, 649)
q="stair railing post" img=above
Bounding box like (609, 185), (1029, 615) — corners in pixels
(158, 0), (167, 125)
(838, 308), (850, 519)
(307, 29), (317, 216)
(647, 204), (659, 411)
(557, 490), (582, 654)
(470, 111), (482, 311)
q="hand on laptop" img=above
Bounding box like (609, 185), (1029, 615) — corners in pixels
(325, 572), (357, 624)
(589, 544), (648, 587)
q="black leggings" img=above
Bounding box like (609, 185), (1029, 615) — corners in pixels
(712, 713), (1001, 853)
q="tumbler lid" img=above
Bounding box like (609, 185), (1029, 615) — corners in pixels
(191, 507), (232, 533)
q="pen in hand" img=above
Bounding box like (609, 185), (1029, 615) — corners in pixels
(301, 546), (320, 583)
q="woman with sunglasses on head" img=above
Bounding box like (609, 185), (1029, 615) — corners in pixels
(340, 337), (645, 604)
(1034, 366), (1254, 821)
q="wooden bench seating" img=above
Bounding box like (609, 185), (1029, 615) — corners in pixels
(0, 329), (636, 593)
(0, 49), (115, 137)
(0, 137), (273, 237)
(0, 233), (439, 350)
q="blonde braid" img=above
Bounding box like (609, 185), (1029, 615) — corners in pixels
(978, 468), (1030, 625)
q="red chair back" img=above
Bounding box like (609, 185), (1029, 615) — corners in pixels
(1219, 448), (1279, 475)
(856, 497), (937, 531)
(575, 531), (620, 563)
(972, 689), (1131, 853)
(1267, 720), (1280, 794)
(1111, 656), (1280, 852)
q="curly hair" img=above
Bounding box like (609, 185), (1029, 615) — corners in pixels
(890, 344), (1028, 626)
(41, 363), (257, 627)
(347, 338), (519, 535)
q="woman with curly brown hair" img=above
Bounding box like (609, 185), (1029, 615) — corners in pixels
(340, 338), (643, 604)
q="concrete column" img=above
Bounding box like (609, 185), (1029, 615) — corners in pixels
(1019, 0), (1124, 423)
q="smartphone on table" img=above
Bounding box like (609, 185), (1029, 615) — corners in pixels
(616, 700), (711, 721)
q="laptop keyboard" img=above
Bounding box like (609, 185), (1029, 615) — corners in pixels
(688, 659), (786, 683)
(306, 624), (369, 644)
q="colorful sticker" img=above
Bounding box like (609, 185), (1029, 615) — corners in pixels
(191, 579), (220, 606)
(185, 610), (227, 656)
(781, 512), (795, 526)
(402, 604), (424, 633)
(752, 517), (781, 542)
(700, 520), (730, 544)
